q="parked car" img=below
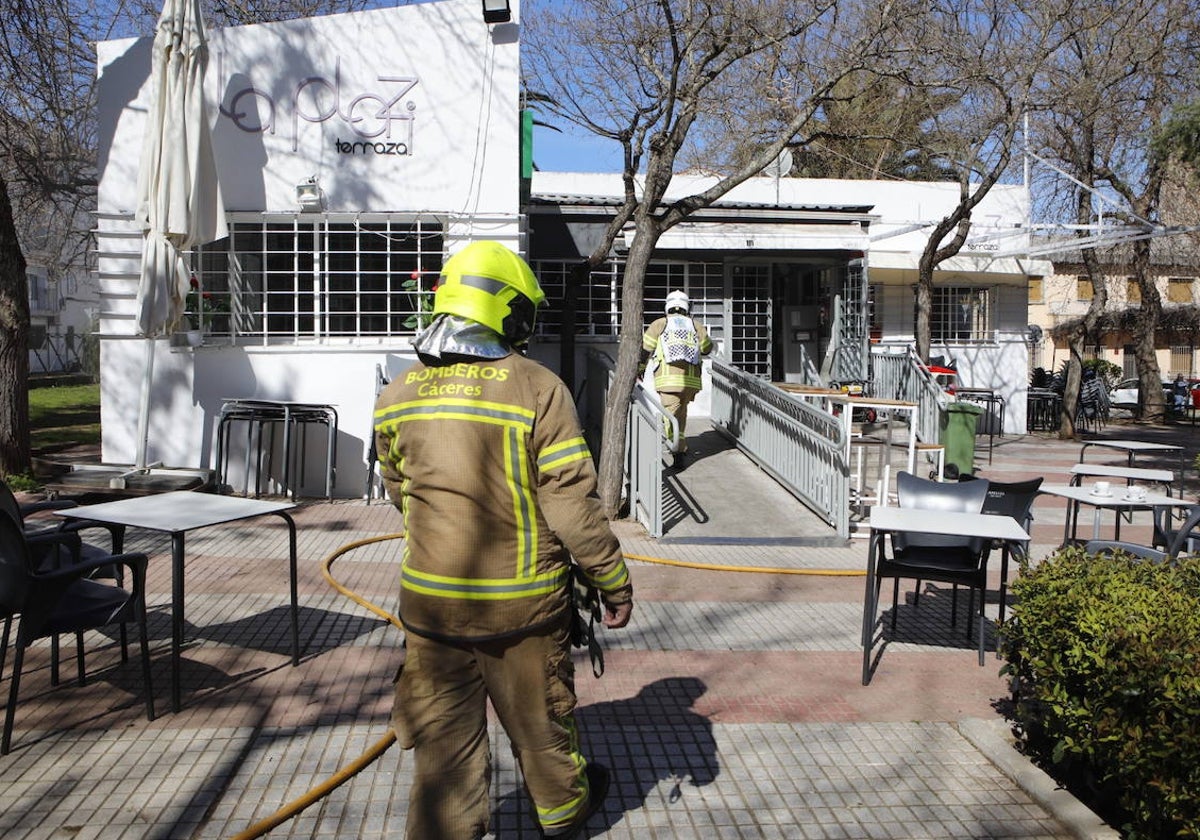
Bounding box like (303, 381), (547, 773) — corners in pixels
(1109, 378), (1142, 408)
(1109, 378), (1175, 415)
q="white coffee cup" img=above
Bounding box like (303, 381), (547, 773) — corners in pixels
(1093, 481), (1111, 496)
(1126, 486), (1147, 501)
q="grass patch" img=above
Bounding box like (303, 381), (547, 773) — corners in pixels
(29, 382), (100, 454)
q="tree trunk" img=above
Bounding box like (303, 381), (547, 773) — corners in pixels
(1131, 237), (1165, 422)
(0, 173), (31, 477)
(596, 227), (657, 518)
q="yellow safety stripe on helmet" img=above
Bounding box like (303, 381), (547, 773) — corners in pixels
(537, 436), (591, 473)
(505, 424), (537, 576)
(375, 398), (535, 431)
(458, 273), (509, 296)
(400, 563), (569, 599)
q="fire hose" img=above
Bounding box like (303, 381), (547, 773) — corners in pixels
(228, 536), (863, 838)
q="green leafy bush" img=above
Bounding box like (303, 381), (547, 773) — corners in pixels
(1000, 547), (1200, 838)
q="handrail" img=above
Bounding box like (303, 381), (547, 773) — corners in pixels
(584, 348), (676, 537)
(709, 358), (850, 539)
(868, 346), (948, 444)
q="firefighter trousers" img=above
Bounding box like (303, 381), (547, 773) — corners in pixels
(391, 614), (590, 839)
(657, 387), (698, 452)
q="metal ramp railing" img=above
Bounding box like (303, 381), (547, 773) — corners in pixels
(710, 358), (849, 539)
(584, 350), (850, 539)
(583, 349), (678, 538)
(868, 345), (950, 445)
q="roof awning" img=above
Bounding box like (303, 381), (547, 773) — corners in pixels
(623, 222), (869, 252)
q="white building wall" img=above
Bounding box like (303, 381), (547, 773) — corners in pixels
(94, 0), (523, 491)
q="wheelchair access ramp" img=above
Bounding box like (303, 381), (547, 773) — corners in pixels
(652, 419), (848, 546)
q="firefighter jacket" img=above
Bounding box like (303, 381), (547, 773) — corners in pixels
(641, 315), (713, 393)
(374, 352), (631, 643)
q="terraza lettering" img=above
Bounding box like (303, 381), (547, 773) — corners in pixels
(336, 138), (410, 156)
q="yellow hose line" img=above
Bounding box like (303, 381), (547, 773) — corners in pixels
(230, 532), (861, 838)
(227, 732), (397, 840)
(229, 532), (407, 840)
(622, 552), (865, 577)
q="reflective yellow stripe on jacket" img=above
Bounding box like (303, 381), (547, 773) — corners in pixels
(374, 396), (570, 600)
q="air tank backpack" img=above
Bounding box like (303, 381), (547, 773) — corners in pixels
(660, 314), (701, 365)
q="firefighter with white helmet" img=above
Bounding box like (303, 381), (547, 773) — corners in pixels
(640, 290), (713, 468)
(374, 241), (633, 840)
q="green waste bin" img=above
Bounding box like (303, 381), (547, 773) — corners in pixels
(941, 401), (982, 478)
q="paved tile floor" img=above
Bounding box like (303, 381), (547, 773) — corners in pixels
(5, 418), (1188, 838)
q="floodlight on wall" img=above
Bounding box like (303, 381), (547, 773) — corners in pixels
(482, 0), (511, 23)
(296, 177), (322, 211)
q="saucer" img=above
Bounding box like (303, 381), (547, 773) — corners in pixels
(1089, 489), (1113, 498)
(1123, 493), (1148, 502)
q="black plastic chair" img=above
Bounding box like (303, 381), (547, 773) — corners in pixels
(972, 476), (1043, 624)
(878, 472), (991, 658)
(1, 481), (130, 679)
(0, 512), (154, 754)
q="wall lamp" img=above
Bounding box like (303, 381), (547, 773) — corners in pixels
(482, 0), (511, 23)
(296, 176), (322, 212)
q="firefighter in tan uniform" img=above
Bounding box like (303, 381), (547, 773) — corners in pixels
(374, 241), (633, 840)
(640, 290), (713, 468)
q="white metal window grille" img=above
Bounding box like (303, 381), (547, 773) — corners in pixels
(192, 217), (444, 341)
(530, 260), (724, 343)
(729, 264), (772, 380)
(531, 262), (621, 337)
(929, 286), (993, 342)
(1122, 345), (1136, 378)
(1170, 344), (1194, 376)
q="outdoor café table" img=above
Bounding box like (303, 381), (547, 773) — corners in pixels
(1038, 483), (1192, 546)
(1067, 464), (1175, 538)
(862, 507), (1028, 684)
(1078, 438), (1184, 470)
(56, 491), (298, 712)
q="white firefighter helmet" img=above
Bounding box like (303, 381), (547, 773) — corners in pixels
(665, 290), (690, 315)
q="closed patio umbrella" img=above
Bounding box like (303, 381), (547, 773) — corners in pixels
(133, 0), (226, 469)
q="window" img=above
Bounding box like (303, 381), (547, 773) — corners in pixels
(532, 262), (621, 337)
(530, 259), (724, 341)
(1126, 277), (1141, 304)
(26, 271), (53, 313)
(1168, 277), (1193, 304)
(193, 217), (444, 341)
(1027, 276), (1043, 304)
(1076, 276), (1093, 301)
(929, 286), (992, 342)
(1171, 345), (1194, 376)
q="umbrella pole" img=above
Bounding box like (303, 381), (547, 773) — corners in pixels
(135, 336), (156, 470)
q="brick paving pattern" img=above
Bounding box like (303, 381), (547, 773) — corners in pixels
(4, 418), (1186, 838)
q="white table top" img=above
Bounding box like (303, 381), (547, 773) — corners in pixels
(1080, 439), (1183, 453)
(1069, 464), (1174, 483)
(1039, 483), (1190, 509)
(868, 507), (1028, 542)
(55, 491), (295, 533)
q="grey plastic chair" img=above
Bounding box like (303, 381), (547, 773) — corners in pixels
(1088, 504), (1200, 563)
